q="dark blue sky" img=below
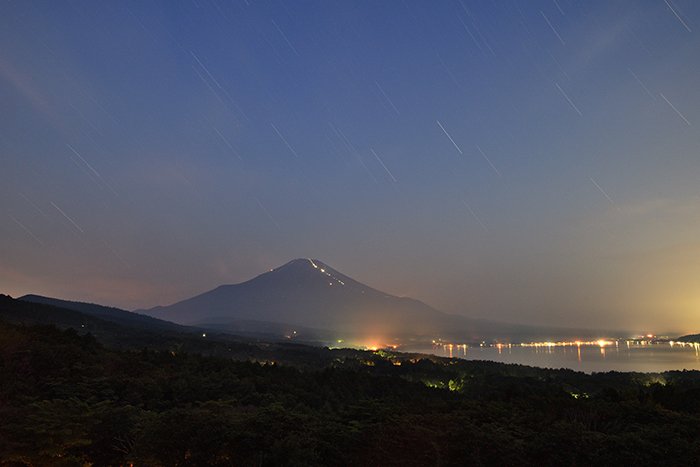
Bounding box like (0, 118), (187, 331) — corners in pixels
(2, 0), (699, 332)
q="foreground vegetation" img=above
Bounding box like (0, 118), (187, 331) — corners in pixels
(2, 297), (700, 465)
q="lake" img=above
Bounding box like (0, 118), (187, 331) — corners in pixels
(405, 341), (700, 373)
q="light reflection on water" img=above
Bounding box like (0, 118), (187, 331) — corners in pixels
(406, 343), (700, 373)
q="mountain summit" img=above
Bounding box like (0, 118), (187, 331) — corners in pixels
(142, 258), (466, 337)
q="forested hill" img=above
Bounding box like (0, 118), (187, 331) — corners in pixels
(19, 294), (188, 332)
(678, 333), (700, 343)
(0, 294), (375, 367)
(3, 297), (700, 464)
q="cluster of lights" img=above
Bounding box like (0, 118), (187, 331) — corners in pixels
(329, 334), (700, 371)
(669, 341), (700, 347)
(429, 338), (624, 360)
(364, 343), (399, 351)
(427, 338), (700, 354)
(430, 339), (618, 349)
(520, 339), (616, 348)
(668, 341), (700, 356)
(346, 335), (700, 359)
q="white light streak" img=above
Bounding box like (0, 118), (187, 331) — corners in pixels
(589, 177), (619, 210)
(663, 0), (692, 32)
(476, 145), (501, 177)
(328, 122), (378, 183)
(67, 144), (101, 179)
(50, 202), (84, 233)
(553, 0), (565, 16)
(191, 64), (224, 105)
(627, 68), (656, 101)
(19, 192), (48, 218)
(554, 82), (582, 116)
(191, 51), (249, 120)
(270, 123), (300, 157)
(190, 51), (223, 89)
(370, 148), (397, 183)
(660, 93), (692, 126)
(436, 120), (463, 154)
(255, 198), (281, 230)
(214, 127), (242, 160)
(457, 15), (484, 53)
(461, 200), (488, 232)
(271, 20), (300, 55)
(11, 216), (44, 246)
(541, 11), (565, 45)
(375, 81), (400, 115)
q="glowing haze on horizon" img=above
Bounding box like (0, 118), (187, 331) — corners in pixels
(1, 1), (699, 334)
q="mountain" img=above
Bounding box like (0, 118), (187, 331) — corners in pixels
(142, 258), (446, 337)
(141, 258), (603, 341)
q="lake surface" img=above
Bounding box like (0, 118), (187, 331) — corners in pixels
(405, 342), (700, 373)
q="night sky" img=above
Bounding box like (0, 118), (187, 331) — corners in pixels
(2, 1), (699, 333)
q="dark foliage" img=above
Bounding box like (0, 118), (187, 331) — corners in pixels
(1, 295), (700, 466)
